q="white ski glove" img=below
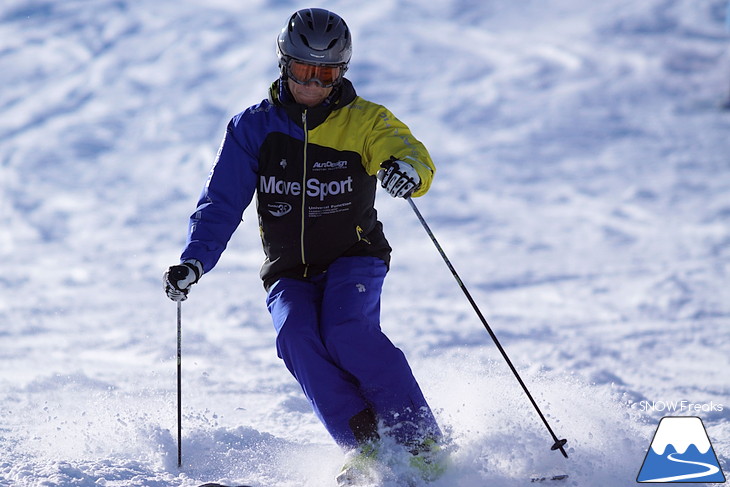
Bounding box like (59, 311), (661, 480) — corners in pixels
(377, 157), (420, 198)
(163, 260), (203, 301)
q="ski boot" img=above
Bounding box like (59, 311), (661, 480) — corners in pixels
(408, 437), (449, 482)
(336, 441), (380, 486)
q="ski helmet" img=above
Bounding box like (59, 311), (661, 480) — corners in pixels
(277, 8), (352, 76)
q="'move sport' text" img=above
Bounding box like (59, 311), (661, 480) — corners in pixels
(260, 175), (354, 202)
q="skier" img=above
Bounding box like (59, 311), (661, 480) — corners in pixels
(164, 8), (446, 485)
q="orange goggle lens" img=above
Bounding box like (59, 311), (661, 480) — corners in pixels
(287, 60), (342, 87)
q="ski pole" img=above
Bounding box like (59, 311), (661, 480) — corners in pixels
(177, 300), (183, 468)
(406, 197), (569, 459)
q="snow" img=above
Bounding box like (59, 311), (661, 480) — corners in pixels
(1, 0), (729, 485)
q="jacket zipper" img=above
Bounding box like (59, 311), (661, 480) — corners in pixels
(301, 110), (309, 277)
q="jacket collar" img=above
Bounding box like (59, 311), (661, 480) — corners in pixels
(269, 77), (357, 129)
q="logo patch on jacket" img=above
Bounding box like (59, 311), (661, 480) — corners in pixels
(312, 160), (348, 171)
(267, 201), (292, 217)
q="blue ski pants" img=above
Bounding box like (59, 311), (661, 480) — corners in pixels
(266, 256), (441, 450)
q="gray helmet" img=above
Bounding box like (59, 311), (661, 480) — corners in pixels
(277, 8), (352, 70)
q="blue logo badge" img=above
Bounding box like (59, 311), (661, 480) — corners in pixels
(637, 416), (726, 483)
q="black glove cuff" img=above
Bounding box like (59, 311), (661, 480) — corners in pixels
(182, 260), (203, 282)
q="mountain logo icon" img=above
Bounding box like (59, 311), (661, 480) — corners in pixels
(637, 416), (726, 483)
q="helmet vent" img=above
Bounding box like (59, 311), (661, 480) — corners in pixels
(299, 34), (310, 47)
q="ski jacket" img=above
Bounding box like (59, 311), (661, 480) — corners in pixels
(181, 78), (435, 289)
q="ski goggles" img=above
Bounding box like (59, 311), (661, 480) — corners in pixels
(286, 59), (343, 88)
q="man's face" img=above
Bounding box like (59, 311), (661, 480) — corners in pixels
(287, 77), (333, 107)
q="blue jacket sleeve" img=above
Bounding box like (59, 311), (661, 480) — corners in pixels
(180, 117), (258, 273)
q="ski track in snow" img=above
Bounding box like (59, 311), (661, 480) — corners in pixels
(1, 0), (729, 486)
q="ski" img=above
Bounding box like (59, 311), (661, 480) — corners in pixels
(199, 474), (567, 486)
(530, 474), (569, 482)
